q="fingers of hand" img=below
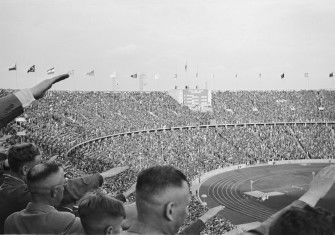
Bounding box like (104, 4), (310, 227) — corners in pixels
(52, 74), (69, 84)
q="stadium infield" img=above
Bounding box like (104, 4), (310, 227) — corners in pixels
(199, 163), (335, 225)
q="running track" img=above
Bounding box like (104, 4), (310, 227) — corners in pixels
(199, 163), (333, 224)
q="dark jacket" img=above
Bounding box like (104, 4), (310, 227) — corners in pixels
(0, 94), (24, 129)
(5, 202), (83, 234)
(125, 219), (206, 235)
(0, 172), (103, 233)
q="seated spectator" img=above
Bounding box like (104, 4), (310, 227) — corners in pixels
(79, 191), (126, 235)
(5, 162), (83, 234)
(0, 143), (112, 233)
(125, 165), (223, 235)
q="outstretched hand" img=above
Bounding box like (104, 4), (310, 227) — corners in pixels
(300, 164), (335, 207)
(199, 205), (224, 223)
(46, 155), (58, 163)
(100, 166), (129, 179)
(30, 74), (69, 100)
(123, 182), (137, 198)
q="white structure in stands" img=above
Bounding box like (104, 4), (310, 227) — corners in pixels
(168, 88), (212, 112)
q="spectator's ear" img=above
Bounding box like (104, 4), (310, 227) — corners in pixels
(50, 188), (57, 198)
(165, 202), (174, 221)
(22, 164), (30, 177)
(104, 225), (114, 235)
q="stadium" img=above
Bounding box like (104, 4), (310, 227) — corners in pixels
(1, 88), (335, 234)
(1, 0), (335, 234)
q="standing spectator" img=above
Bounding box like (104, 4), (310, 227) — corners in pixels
(0, 142), (115, 233)
(5, 162), (83, 234)
(125, 165), (223, 235)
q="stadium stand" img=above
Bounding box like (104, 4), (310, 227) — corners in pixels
(1, 88), (335, 234)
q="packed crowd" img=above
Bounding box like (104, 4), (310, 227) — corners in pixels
(212, 90), (335, 123)
(1, 76), (335, 234)
(70, 125), (334, 176)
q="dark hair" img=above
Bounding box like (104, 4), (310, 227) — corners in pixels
(136, 165), (188, 201)
(8, 143), (40, 173)
(0, 152), (7, 161)
(78, 191), (126, 232)
(27, 162), (61, 186)
(269, 205), (335, 235)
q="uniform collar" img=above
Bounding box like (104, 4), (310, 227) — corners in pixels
(128, 221), (165, 235)
(3, 172), (25, 184)
(26, 202), (57, 213)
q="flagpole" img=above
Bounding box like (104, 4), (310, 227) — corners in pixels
(307, 75), (310, 90)
(185, 61), (188, 89)
(15, 63), (18, 89)
(194, 65), (198, 89)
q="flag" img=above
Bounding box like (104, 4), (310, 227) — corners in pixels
(130, 73), (137, 78)
(154, 73), (159, 80)
(9, 64), (16, 71)
(330, 72), (334, 78)
(173, 74), (177, 79)
(27, 65), (35, 73)
(86, 70), (95, 76)
(281, 73), (285, 79)
(47, 67), (55, 75)
(304, 72), (309, 78)
(110, 72), (116, 79)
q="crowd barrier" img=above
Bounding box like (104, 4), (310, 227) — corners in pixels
(66, 121), (335, 158)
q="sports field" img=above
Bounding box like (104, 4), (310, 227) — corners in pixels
(199, 163), (335, 224)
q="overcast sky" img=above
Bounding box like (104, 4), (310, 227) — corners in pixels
(1, 0), (335, 91)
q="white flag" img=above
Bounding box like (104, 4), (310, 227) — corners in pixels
(110, 72), (117, 79)
(47, 67), (55, 75)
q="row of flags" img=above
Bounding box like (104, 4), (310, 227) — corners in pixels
(8, 64), (55, 75)
(8, 64), (334, 79)
(233, 72), (334, 79)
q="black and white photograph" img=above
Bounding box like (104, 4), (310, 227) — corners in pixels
(0, 0), (335, 234)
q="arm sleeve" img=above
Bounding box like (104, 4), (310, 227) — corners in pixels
(179, 219), (206, 235)
(0, 94), (24, 128)
(115, 193), (127, 203)
(61, 173), (103, 204)
(64, 217), (85, 235)
(0, 161), (5, 173)
(247, 200), (308, 235)
(13, 89), (35, 108)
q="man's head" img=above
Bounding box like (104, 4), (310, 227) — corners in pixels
(27, 162), (65, 206)
(8, 143), (41, 178)
(136, 165), (190, 235)
(78, 191), (126, 235)
(269, 205), (335, 235)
